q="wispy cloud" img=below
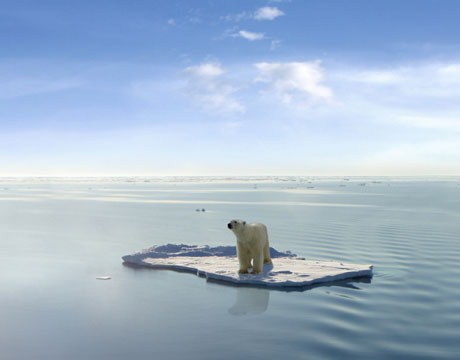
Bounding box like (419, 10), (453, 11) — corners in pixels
(223, 6), (284, 22)
(270, 40), (282, 50)
(254, 6), (285, 21)
(221, 5), (283, 46)
(237, 30), (265, 41)
(221, 11), (249, 22)
(338, 62), (460, 94)
(184, 62), (245, 115)
(223, 28), (273, 45)
(334, 61), (460, 131)
(255, 61), (333, 105)
(186, 62), (224, 77)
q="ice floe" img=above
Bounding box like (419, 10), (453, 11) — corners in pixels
(122, 244), (373, 290)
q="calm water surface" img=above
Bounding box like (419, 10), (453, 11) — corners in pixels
(1, 177), (459, 359)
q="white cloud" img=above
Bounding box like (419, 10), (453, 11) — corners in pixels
(237, 30), (265, 41)
(254, 6), (285, 21)
(255, 61), (333, 105)
(224, 28), (270, 43)
(332, 61), (460, 132)
(184, 62), (245, 115)
(186, 62), (224, 77)
(223, 6), (284, 23)
(338, 62), (460, 95)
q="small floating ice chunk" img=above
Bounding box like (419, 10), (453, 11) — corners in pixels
(96, 276), (111, 280)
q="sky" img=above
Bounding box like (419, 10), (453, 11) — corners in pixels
(1, 0), (460, 176)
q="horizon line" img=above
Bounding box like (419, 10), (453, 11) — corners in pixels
(0, 174), (459, 178)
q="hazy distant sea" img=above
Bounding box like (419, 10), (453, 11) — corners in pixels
(1, 177), (459, 359)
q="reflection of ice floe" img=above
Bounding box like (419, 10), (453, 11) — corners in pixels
(122, 244), (373, 290)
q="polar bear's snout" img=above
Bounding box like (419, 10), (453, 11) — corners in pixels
(228, 219), (245, 230)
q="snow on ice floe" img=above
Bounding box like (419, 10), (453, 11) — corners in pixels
(122, 244), (373, 290)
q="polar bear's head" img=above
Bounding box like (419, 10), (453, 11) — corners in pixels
(227, 219), (246, 234)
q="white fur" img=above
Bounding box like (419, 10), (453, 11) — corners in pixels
(227, 219), (272, 274)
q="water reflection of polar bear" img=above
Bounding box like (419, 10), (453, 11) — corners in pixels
(227, 219), (272, 274)
(228, 288), (270, 316)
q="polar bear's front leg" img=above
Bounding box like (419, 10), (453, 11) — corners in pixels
(252, 251), (264, 274)
(237, 242), (251, 274)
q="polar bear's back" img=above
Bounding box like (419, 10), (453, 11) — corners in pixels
(246, 222), (267, 232)
(242, 222), (268, 244)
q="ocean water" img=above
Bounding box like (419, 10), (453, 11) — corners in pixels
(1, 177), (459, 360)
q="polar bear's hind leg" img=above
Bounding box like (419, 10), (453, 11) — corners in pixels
(263, 242), (272, 264)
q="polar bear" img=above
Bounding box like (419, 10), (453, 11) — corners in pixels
(227, 219), (272, 274)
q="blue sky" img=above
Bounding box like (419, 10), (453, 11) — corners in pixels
(1, 0), (460, 176)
